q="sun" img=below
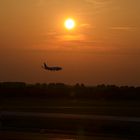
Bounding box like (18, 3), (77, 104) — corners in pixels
(64, 18), (76, 30)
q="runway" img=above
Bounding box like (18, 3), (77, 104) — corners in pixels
(1, 111), (140, 122)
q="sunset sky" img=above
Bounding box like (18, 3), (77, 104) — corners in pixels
(0, 0), (140, 85)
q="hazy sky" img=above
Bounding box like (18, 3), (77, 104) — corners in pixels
(0, 0), (140, 85)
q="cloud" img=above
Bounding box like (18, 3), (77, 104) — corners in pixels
(110, 26), (137, 31)
(79, 23), (92, 29)
(38, 30), (97, 52)
(85, 0), (112, 5)
(81, 0), (113, 15)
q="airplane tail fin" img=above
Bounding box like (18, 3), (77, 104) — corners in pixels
(44, 62), (48, 69)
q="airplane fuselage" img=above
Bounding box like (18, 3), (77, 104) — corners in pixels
(42, 63), (62, 71)
(45, 67), (62, 71)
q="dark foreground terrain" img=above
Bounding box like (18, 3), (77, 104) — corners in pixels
(0, 82), (140, 139)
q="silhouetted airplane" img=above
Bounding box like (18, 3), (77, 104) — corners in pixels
(42, 62), (62, 71)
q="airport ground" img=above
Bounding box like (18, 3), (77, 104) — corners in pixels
(1, 98), (140, 139)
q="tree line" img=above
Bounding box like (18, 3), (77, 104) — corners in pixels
(0, 82), (140, 100)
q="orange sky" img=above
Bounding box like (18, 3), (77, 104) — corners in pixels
(0, 0), (140, 85)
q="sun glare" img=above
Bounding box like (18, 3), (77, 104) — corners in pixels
(64, 18), (76, 30)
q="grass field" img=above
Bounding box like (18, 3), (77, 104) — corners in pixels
(1, 98), (140, 117)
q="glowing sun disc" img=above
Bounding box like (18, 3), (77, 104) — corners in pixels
(64, 18), (76, 30)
